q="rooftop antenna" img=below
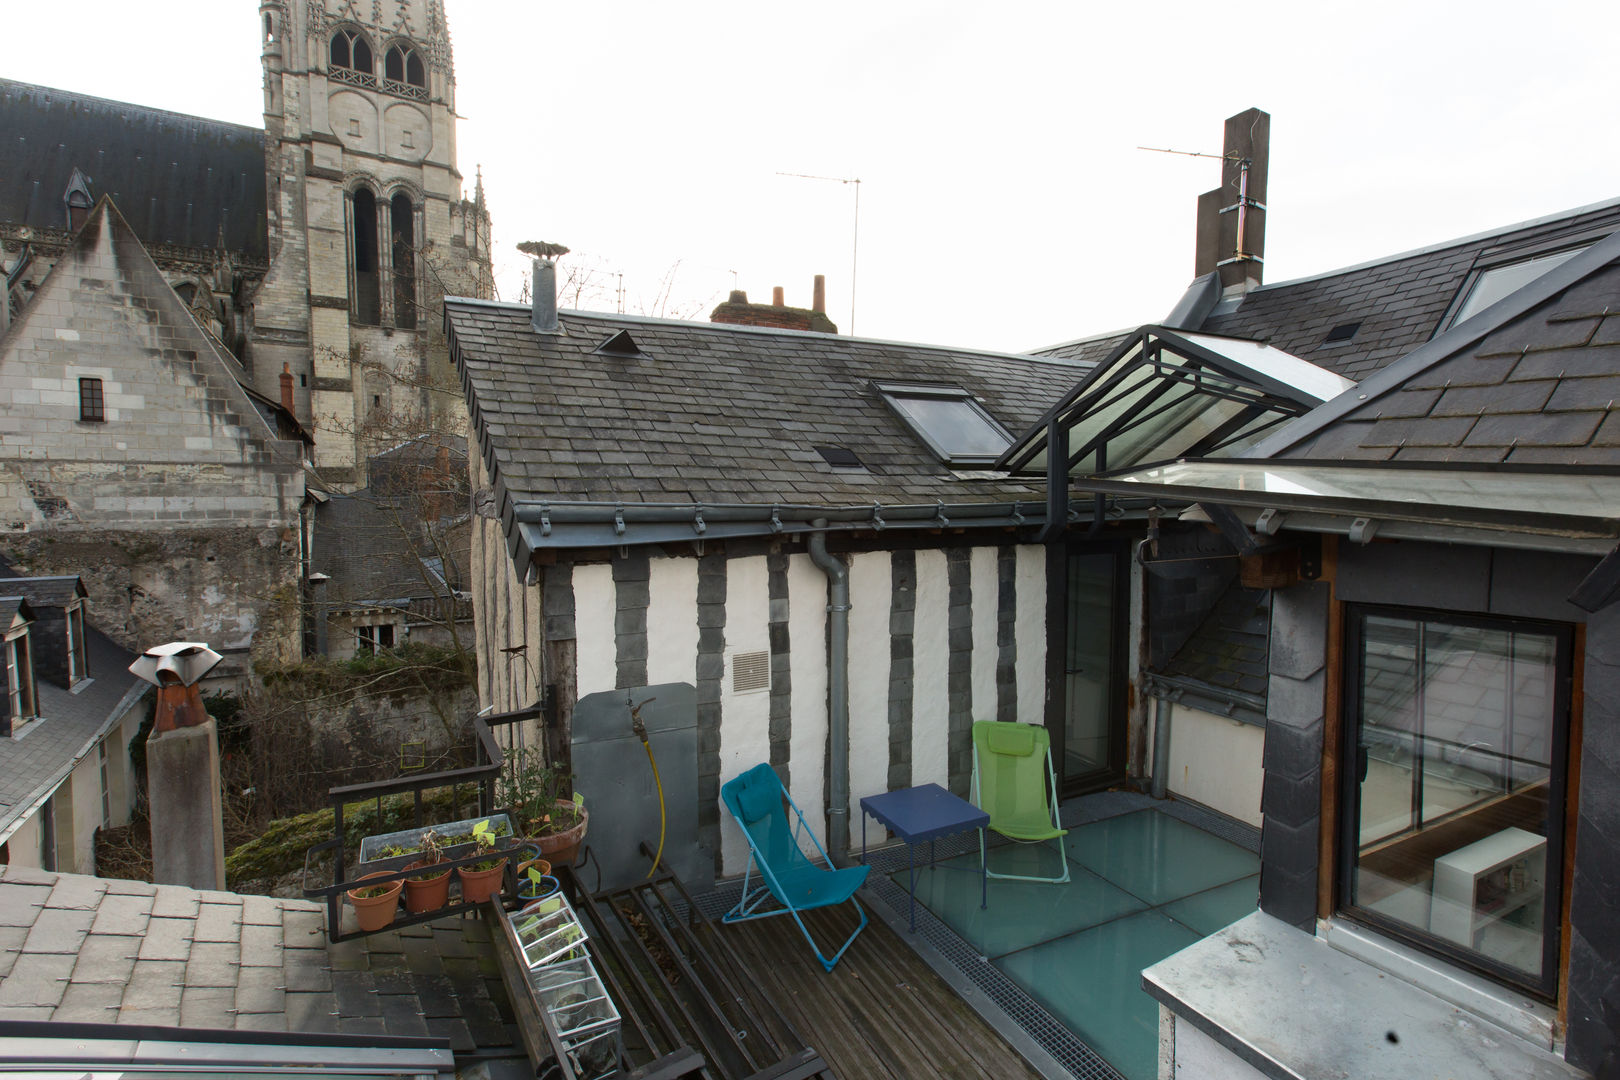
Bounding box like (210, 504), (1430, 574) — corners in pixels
(1137, 145), (1257, 265)
(777, 171), (861, 335)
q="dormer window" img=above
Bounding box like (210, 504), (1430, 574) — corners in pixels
(329, 28), (375, 87)
(383, 43), (427, 98)
(5, 619), (37, 729)
(875, 382), (1014, 467)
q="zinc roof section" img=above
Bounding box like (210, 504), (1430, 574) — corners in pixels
(447, 304), (1085, 516)
(1281, 254), (1620, 466)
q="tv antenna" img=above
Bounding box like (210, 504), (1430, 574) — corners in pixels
(777, 171), (861, 335)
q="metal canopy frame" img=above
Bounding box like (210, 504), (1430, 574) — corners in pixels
(997, 326), (1345, 479)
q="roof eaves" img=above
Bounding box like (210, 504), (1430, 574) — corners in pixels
(1245, 228), (1620, 460)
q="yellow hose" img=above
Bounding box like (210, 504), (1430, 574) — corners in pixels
(641, 736), (667, 878)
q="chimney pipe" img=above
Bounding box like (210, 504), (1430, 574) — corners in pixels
(279, 362), (295, 413)
(772, 286), (785, 307)
(531, 258), (558, 333)
(134, 642), (227, 890)
(1194, 108), (1269, 293)
(812, 275), (826, 314)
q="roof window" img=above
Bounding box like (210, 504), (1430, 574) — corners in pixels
(1444, 245), (1590, 332)
(814, 445), (865, 469)
(1322, 322), (1361, 345)
(874, 383), (1013, 467)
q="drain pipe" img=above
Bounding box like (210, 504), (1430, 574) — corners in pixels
(1150, 696), (1173, 800)
(807, 520), (852, 866)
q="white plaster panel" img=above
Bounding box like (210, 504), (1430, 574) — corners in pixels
(71, 756), (100, 875)
(846, 552), (891, 829)
(1014, 545), (1046, 725)
(572, 563), (616, 698)
(1, 809), (42, 865)
(718, 555), (770, 876)
(646, 557), (698, 686)
(787, 553), (829, 854)
(1166, 704), (1265, 828)
(911, 548), (950, 789)
(970, 547), (999, 723)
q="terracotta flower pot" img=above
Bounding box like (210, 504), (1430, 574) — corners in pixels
(346, 872), (403, 932)
(402, 860), (452, 914)
(457, 858), (508, 904)
(535, 802), (590, 867)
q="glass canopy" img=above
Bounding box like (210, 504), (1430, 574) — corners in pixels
(998, 328), (1354, 477)
(1076, 459), (1620, 535)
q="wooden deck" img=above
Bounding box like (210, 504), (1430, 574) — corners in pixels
(720, 902), (1045, 1080)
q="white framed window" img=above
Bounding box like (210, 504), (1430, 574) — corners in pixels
(6, 627), (37, 726)
(65, 601), (88, 685)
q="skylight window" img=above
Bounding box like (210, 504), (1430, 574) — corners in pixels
(1444, 245), (1589, 331)
(874, 383), (1013, 467)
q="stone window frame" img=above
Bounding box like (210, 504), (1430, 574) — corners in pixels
(346, 179), (424, 331)
(381, 38), (428, 100)
(328, 25), (376, 88)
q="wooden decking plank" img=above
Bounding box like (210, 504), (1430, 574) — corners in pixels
(719, 900), (1040, 1080)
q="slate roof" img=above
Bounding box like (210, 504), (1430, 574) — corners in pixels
(0, 79), (268, 260)
(0, 576), (85, 610)
(0, 625), (144, 841)
(1035, 198), (1620, 385)
(1271, 234), (1620, 466)
(0, 864), (518, 1053)
(312, 493), (468, 610)
(447, 302), (1083, 514)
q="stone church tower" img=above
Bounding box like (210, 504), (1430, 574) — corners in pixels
(254, 0), (493, 486)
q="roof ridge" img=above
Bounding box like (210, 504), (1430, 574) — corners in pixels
(0, 77), (261, 138)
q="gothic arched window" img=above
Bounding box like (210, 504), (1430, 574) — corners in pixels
(391, 192), (417, 330)
(351, 187), (381, 325)
(329, 28), (374, 85)
(383, 42), (427, 98)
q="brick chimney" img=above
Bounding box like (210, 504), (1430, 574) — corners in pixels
(1194, 108), (1269, 294)
(280, 362), (295, 413)
(133, 642), (227, 891)
(711, 278), (838, 334)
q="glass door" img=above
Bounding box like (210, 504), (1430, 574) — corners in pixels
(1062, 547), (1126, 790)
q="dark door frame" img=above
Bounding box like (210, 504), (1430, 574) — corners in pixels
(1045, 536), (1132, 795)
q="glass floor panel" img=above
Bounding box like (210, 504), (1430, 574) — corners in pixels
(890, 807), (1259, 1080)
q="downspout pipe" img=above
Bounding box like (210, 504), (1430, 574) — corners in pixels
(807, 520), (852, 867)
(1151, 696), (1173, 800)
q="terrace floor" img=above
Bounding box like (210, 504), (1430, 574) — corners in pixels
(842, 791), (1262, 1080)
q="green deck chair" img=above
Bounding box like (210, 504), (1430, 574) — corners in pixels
(971, 721), (1070, 884)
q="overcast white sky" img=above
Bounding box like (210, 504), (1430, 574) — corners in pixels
(10, 2), (1620, 352)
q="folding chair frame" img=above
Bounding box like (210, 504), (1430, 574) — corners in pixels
(972, 727), (1071, 885)
(721, 774), (868, 972)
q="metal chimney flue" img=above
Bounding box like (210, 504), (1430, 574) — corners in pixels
(531, 258), (558, 333)
(134, 642), (227, 890)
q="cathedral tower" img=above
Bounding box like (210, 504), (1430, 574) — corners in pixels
(255, 0), (493, 486)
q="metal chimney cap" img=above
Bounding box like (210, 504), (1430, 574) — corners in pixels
(129, 642), (223, 687)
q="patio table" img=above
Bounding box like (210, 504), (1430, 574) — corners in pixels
(860, 783), (989, 932)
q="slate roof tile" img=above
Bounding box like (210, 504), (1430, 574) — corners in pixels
(1463, 410), (1603, 448)
(1432, 380), (1555, 416)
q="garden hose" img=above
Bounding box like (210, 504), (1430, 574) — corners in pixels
(630, 698), (666, 879)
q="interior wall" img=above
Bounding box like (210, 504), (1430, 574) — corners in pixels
(1166, 705), (1264, 828)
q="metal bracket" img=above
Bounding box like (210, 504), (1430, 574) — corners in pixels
(1254, 507), (1284, 536)
(692, 505), (707, 535)
(871, 503), (887, 530)
(1349, 517), (1379, 544)
(613, 505), (626, 536)
(933, 502), (949, 528)
(1010, 501), (1025, 526)
(768, 506), (783, 534)
(539, 504), (552, 537)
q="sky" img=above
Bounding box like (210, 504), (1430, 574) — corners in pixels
(9, 1), (1620, 353)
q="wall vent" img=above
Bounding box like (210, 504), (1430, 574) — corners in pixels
(730, 650), (770, 693)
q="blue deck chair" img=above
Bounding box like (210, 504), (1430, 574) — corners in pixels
(971, 721), (1070, 884)
(720, 763), (869, 972)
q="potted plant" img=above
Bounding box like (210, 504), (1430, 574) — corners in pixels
(359, 813), (515, 877)
(501, 747), (590, 867)
(518, 863), (558, 902)
(402, 829), (452, 914)
(346, 871), (403, 932)
(456, 818), (509, 904)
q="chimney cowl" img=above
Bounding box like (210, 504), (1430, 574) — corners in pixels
(531, 258), (559, 333)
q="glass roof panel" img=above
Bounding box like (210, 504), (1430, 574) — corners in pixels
(1099, 460), (1620, 524)
(1178, 333), (1356, 403)
(886, 393), (1011, 461)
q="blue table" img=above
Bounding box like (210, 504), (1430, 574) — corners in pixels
(860, 783), (989, 931)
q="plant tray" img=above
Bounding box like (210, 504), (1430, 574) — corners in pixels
(511, 893), (591, 970)
(528, 956), (621, 1054)
(357, 813), (514, 877)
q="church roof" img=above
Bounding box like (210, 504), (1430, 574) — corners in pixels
(0, 79), (267, 260)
